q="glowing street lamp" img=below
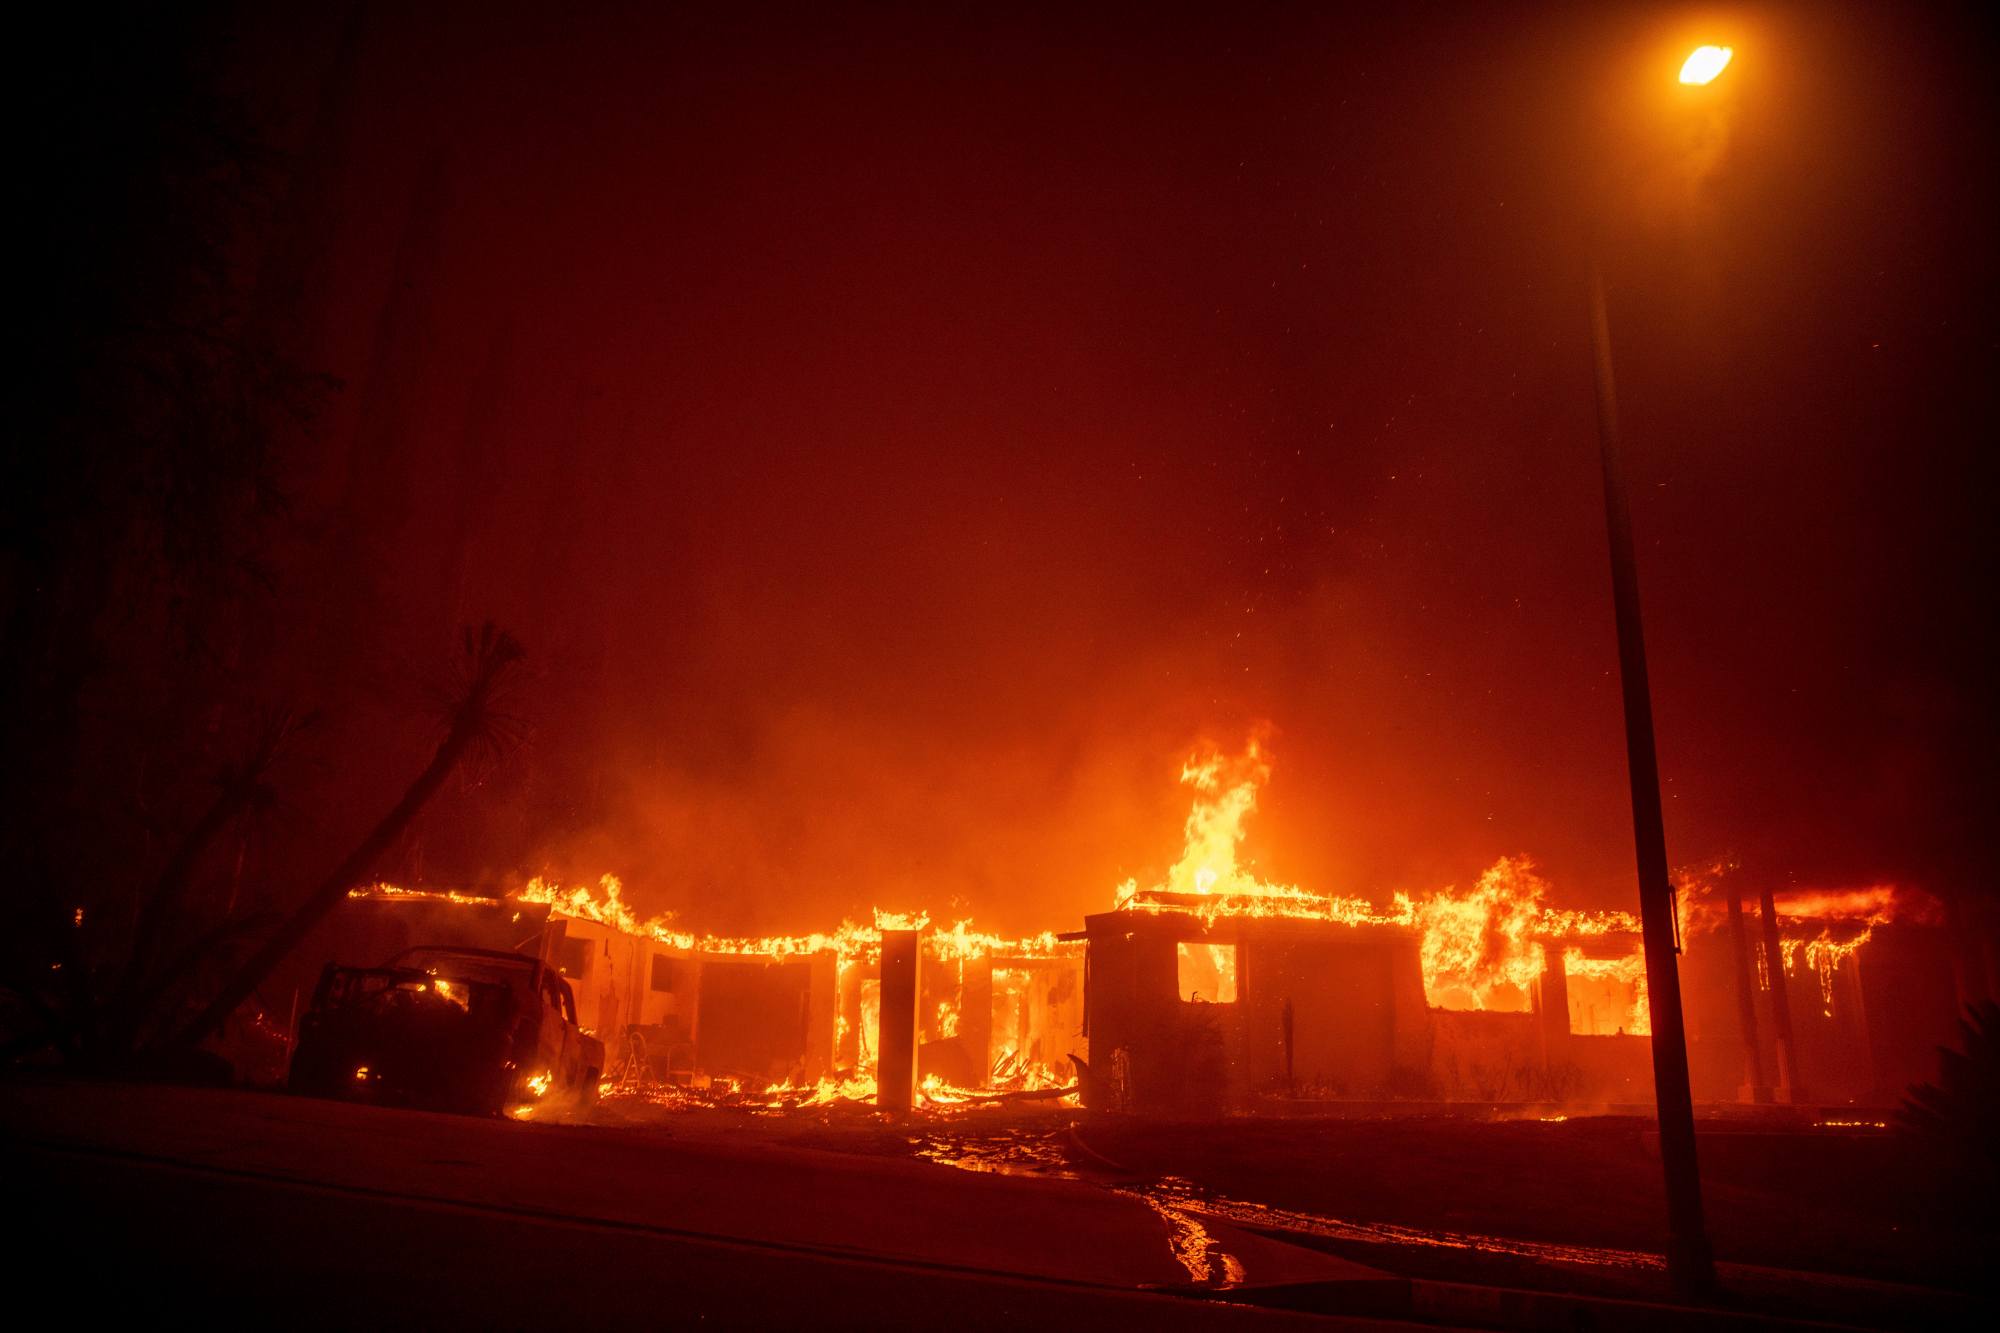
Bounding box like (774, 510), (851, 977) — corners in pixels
(1587, 41), (1736, 1302)
(1678, 45), (1734, 86)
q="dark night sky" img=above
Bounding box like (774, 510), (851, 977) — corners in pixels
(202, 2), (1994, 935)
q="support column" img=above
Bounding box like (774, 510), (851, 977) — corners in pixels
(962, 957), (994, 1085)
(877, 930), (920, 1112)
(1535, 942), (1572, 1071)
(1725, 882), (1771, 1103)
(805, 951), (838, 1081)
(1755, 883), (1804, 1104)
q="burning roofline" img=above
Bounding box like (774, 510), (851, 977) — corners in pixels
(344, 881), (1083, 964)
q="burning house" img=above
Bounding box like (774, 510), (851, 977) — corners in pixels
(1074, 880), (1655, 1114)
(235, 877), (1084, 1108)
(1060, 747), (1649, 1112)
(237, 883), (835, 1094)
(1063, 744), (1949, 1115)
(228, 742), (1953, 1119)
(1078, 897), (1431, 1112)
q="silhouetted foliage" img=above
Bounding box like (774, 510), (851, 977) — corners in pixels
(1896, 999), (2000, 1223)
(3, 4), (363, 1073)
(6, 6), (282, 1058)
(174, 624), (526, 1052)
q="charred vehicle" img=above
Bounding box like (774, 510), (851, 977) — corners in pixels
(290, 946), (603, 1116)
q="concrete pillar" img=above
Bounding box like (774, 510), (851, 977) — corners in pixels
(1755, 883), (1804, 1104)
(1725, 881), (1771, 1103)
(805, 952), (838, 1081)
(1388, 929), (1433, 1078)
(1845, 950), (1877, 1098)
(877, 930), (921, 1111)
(1535, 942), (1571, 1069)
(962, 957), (994, 1084)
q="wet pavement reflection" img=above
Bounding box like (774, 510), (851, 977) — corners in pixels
(909, 1124), (1665, 1287)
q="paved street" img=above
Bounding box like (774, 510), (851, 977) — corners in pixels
(6, 1081), (1410, 1328)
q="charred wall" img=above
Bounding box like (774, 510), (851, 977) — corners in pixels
(694, 953), (837, 1086)
(1081, 912), (1428, 1112)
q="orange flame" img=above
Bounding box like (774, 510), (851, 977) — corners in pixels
(1109, 743), (1647, 1016)
(347, 744), (1939, 1058)
(1773, 884), (1938, 928)
(1413, 858), (1551, 1013)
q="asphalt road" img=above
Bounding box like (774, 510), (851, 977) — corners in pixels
(5, 1081), (1412, 1329)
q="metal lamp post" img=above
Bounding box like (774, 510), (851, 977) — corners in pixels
(1583, 41), (1735, 1300)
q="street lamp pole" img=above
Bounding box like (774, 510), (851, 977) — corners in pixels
(1588, 262), (1716, 1298)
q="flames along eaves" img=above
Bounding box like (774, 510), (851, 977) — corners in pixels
(356, 738), (1920, 1048)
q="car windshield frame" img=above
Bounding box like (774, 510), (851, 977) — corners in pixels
(391, 949), (539, 993)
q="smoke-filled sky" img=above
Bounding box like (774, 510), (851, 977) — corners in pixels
(218, 2), (1993, 935)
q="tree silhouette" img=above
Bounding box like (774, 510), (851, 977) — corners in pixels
(174, 624), (525, 1051)
(1896, 999), (2000, 1216)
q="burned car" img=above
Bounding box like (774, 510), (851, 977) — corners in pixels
(290, 946), (603, 1116)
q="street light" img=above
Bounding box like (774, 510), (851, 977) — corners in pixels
(1586, 41), (1736, 1302)
(1679, 45), (1734, 86)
